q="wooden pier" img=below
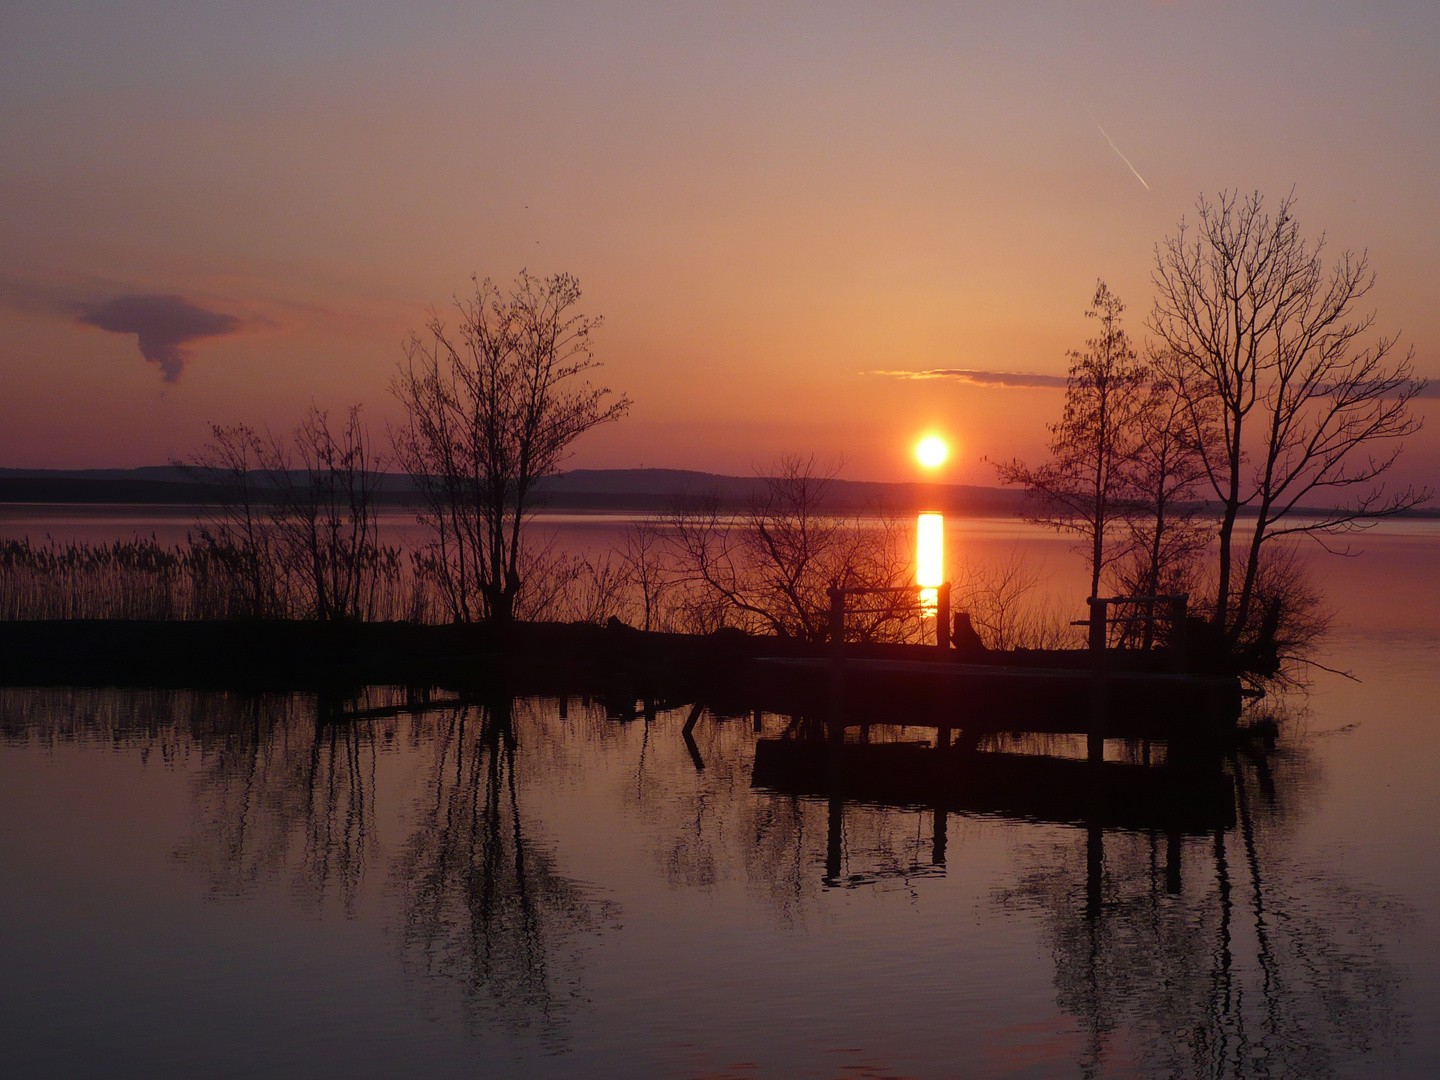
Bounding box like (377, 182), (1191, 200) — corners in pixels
(749, 654), (1243, 758)
(752, 738), (1236, 834)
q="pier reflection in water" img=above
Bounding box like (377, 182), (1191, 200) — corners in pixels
(0, 686), (1413, 1078)
(754, 729), (1404, 1077)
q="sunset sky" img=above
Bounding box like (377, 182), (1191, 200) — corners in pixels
(1, 1), (1437, 486)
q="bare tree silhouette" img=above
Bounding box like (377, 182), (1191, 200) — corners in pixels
(996, 281), (1150, 600)
(391, 272), (630, 624)
(1150, 190), (1428, 648)
(666, 454), (919, 642)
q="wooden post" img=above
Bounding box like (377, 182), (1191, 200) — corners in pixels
(827, 586), (846, 744)
(682, 729), (705, 772)
(825, 794), (844, 885)
(827, 586), (845, 652)
(1087, 597), (1108, 763)
(1087, 723), (1105, 764)
(1166, 831), (1182, 894)
(681, 700), (706, 768)
(1087, 597), (1108, 652)
(936, 582), (951, 650)
(683, 701), (703, 736)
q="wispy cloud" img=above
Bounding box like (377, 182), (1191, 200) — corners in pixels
(875, 369), (1440, 399)
(78, 295), (241, 383)
(869, 368), (1068, 388)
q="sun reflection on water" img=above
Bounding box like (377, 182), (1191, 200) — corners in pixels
(917, 512), (943, 616)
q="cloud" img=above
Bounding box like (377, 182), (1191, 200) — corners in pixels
(78, 295), (241, 382)
(870, 368), (1068, 388)
(875, 369), (1440, 397)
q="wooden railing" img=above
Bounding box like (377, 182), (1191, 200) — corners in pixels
(1080, 594), (1189, 654)
(823, 586), (1189, 656)
(825, 583), (952, 649)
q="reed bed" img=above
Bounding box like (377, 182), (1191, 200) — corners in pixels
(0, 537), (426, 622)
(0, 533), (1074, 650)
(0, 536), (629, 626)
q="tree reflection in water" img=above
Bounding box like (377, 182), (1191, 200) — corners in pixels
(0, 688), (618, 1044)
(0, 688), (373, 907)
(0, 688), (1412, 1072)
(174, 694), (378, 913)
(391, 697), (619, 1044)
(995, 740), (1406, 1078)
(176, 691), (622, 1042)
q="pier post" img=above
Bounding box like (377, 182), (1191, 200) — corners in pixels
(682, 729), (705, 772)
(1087, 717), (1105, 764)
(931, 807), (948, 866)
(1087, 597), (1108, 652)
(1087, 664), (1107, 764)
(1166, 831), (1182, 893)
(825, 794), (844, 885)
(1087, 597), (1108, 763)
(827, 586), (846, 744)
(683, 702), (703, 736)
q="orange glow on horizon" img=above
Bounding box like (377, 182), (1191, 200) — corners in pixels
(1, 9), (1436, 492)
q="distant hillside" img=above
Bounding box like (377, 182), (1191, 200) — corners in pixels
(0, 466), (1028, 515)
(5, 466), (1431, 519)
(536, 469), (1027, 514)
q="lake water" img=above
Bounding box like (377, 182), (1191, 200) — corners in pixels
(0, 511), (1437, 1078)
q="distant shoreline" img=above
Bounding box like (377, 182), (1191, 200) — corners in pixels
(3, 466), (1437, 519)
(0, 467), (1028, 516)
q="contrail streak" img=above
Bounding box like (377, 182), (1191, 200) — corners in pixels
(1096, 123), (1150, 190)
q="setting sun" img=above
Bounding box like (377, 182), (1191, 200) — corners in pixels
(916, 436), (949, 468)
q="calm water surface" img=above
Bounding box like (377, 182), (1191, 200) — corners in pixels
(1, 515), (1437, 1078)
